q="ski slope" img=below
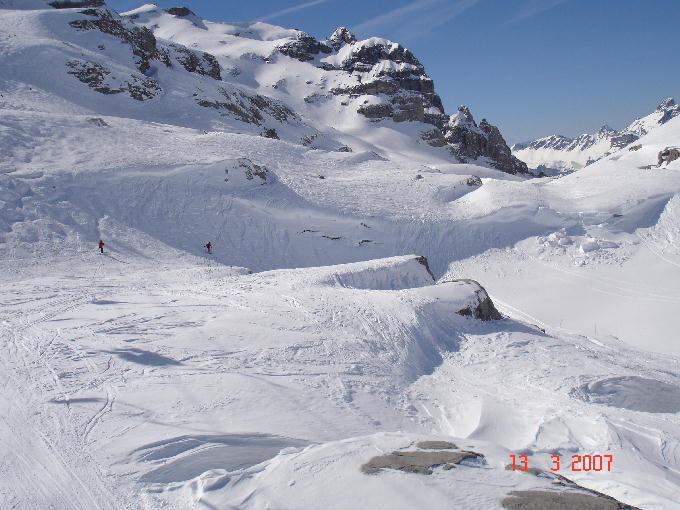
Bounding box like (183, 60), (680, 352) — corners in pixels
(1, 2), (680, 510)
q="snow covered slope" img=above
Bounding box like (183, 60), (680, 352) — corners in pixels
(512, 98), (680, 174)
(3, 251), (679, 510)
(2, 2), (680, 510)
(450, 115), (680, 355)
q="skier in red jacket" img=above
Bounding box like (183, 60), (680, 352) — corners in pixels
(98, 239), (105, 254)
(205, 241), (212, 254)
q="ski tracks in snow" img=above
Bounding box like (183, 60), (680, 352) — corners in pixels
(0, 276), (132, 509)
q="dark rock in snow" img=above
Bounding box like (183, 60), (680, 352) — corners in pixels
(610, 132), (639, 150)
(466, 176), (482, 186)
(328, 27), (356, 50)
(262, 128), (279, 139)
(502, 490), (641, 510)
(66, 59), (160, 100)
(441, 107), (529, 175)
(197, 87), (297, 126)
(504, 465), (642, 509)
(87, 117), (109, 127)
(362, 448), (482, 475)
(414, 255), (435, 281)
(164, 6), (194, 17)
(276, 32), (332, 62)
(69, 8), (169, 73)
(658, 147), (680, 166)
(357, 103), (393, 120)
(170, 45), (221, 80)
(440, 278), (502, 321)
(416, 441), (457, 450)
(225, 158), (270, 184)
(657, 97), (680, 124)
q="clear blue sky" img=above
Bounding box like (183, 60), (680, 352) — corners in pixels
(107, 0), (680, 144)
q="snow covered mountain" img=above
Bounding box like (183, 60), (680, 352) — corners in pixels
(0, 0), (527, 173)
(2, 2), (680, 510)
(512, 98), (680, 174)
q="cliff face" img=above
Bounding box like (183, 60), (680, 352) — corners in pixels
(318, 31), (527, 174)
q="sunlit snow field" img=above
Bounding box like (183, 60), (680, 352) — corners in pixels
(2, 3), (680, 510)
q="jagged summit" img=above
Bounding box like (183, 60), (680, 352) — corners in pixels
(513, 97), (680, 174)
(451, 105), (476, 126)
(658, 97), (676, 109)
(327, 26), (356, 49)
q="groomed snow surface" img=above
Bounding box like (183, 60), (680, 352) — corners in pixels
(2, 3), (680, 510)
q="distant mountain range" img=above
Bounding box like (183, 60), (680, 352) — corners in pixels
(512, 98), (680, 174)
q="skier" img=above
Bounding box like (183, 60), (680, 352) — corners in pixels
(98, 239), (105, 254)
(205, 241), (212, 254)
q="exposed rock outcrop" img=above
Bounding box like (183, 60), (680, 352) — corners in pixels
(414, 255), (435, 280)
(196, 87), (298, 126)
(314, 31), (527, 174)
(362, 448), (483, 475)
(441, 106), (528, 174)
(170, 44), (221, 80)
(658, 147), (680, 166)
(164, 6), (193, 17)
(66, 59), (160, 100)
(502, 490), (641, 510)
(503, 466), (642, 510)
(276, 32), (331, 62)
(328, 27), (356, 50)
(328, 37), (444, 122)
(68, 7), (221, 80)
(440, 278), (502, 321)
(69, 8), (169, 73)
(224, 158), (272, 186)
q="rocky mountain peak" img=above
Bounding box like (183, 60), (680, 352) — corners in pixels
(657, 97), (679, 124)
(597, 124), (616, 136)
(454, 105), (475, 124)
(437, 107), (527, 174)
(658, 97), (676, 110)
(328, 27), (356, 50)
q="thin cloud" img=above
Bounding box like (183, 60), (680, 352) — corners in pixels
(353, 0), (481, 41)
(506, 0), (568, 24)
(257, 0), (331, 22)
